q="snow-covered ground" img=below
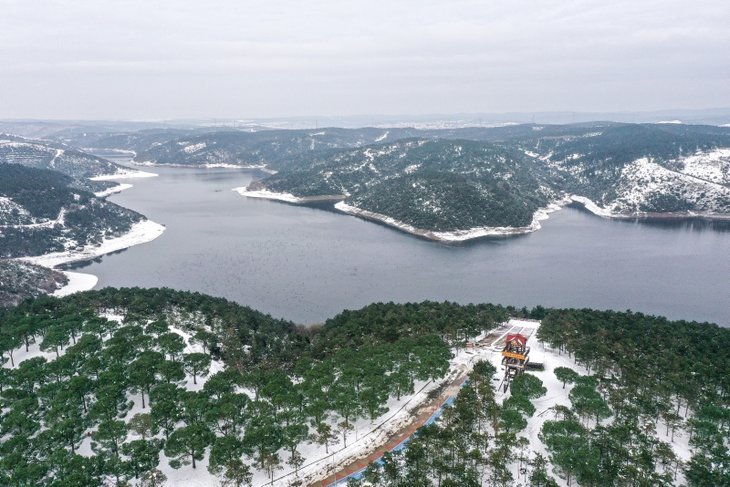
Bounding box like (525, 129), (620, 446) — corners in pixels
(18, 219), (165, 296)
(202, 163), (267, 169)
(234, 187), (346, 204)
(87, 169), (157, 198)
(569, 154), (730, 219)
(21, 219), (165, 269)
(569, 195), (614, 218)
(675, 148), (730, 185)
(89, 169), (158, 181)
(126, 318), (531, 486)
(491, 319), (692, 486)
(52, 271), (99, 297)
(135, 161), (274, 171)
(94, 183), (133, 198)
(0, 207), (66, 229)
(233, 187), (308, 203)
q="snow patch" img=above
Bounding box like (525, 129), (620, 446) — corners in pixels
(89, 169), (158, 181)
(675, 148), (730, 185)
(53, 271), (98, 297)
(233, 187), (345, 203)
(182, 142), (207, 154)
(94, 183), (133, 198)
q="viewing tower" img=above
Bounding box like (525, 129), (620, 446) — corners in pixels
(500, 333), (530, 392)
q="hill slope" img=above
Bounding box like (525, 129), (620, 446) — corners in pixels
(0, 165), (144, 259)
(0, 260), (67, 307)
(241, 124), (730, 239)
(0, 134), (134, 193)
(132, 128), (419, 168)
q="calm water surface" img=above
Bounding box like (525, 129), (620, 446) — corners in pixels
(72, 162), (730, 326)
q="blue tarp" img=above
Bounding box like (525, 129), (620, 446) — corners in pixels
(328, 380), (470, 486)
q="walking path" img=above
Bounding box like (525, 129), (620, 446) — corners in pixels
(308, 323), (522, 487)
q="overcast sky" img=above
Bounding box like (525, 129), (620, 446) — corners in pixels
(1, 0), (728, 120)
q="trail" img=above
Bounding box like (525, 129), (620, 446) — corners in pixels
(305, 324), (521, 487)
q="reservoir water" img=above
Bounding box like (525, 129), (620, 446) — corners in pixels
(72, 161), (730, 326)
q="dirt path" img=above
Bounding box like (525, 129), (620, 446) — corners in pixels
(308, 327), (511, 487)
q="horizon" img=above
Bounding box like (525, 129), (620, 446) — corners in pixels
(2, 106), (730, 128)
(2, 0), (729, 119)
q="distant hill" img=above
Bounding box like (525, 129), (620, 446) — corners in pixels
(243, 124), (730, 237)
(131, 128), (421, 168)
(55, 128), (222, 155)
(126, 125), (612, 170)
(0, 134), (128, 193)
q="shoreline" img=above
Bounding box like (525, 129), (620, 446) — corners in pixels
(334, 198), (571, 242)
(90, 168), (158, 197)
(89, 169), (158, 181)
(236, 187), (729, 241)
(94, 183), (133, 198)
(19, 219), (166, 296)
(52, 271), (99, 297)
(136, 161), (278, 174)
(569, 195), (730, 222)
(233, 186), (346, 204)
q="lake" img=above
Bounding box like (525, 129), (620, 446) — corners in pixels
(71, 161), (730, 326)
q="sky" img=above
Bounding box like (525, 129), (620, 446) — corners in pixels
(1, 0), (729, 120)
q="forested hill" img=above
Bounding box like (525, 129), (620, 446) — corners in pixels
(247, 123), (730, 232)
(0, 164), (142, 259)
(116, 125), (601, 169)
(0, 134), (126, 192)
(132, 128), (421, 168)
(0, 289), (727, 486)
(253, 138), (555, 229)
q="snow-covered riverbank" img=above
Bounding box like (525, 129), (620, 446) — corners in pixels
(137, 161), (277, 174)
(235, 184), (729, 242)
(20, 219), (166, 296)
(52, 271), (99, 297)
(234, 186), (346, 204)
(90, 168), (157, 197)
(94, 183), (133, 197)
(89, 169), (158, 181)
(569, 195), (730, 221)
(334, 197), (571, 242)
